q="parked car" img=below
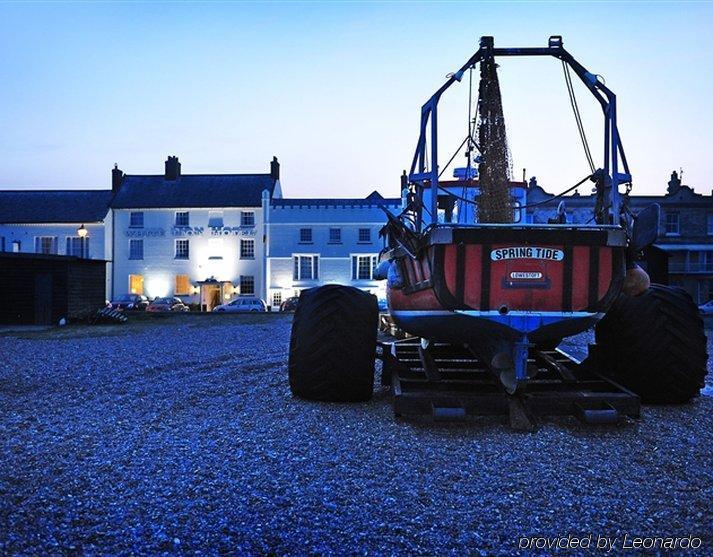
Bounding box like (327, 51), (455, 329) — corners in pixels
(699, 300), (713, 315)
(213, 297), (267, 313)
(146, 297), (190, 313)
(280, 296), (300, 312)
(109, 294), (149, 311)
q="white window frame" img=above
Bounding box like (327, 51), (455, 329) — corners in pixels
(12, 240), (21, 253)
(240, 238), (255, 259)
(665, 212), (680, 236)
(241, 211), (255, 227)
(239, 275), (255, 296)
(35, 236), (58, 255)
(129, 239), (144, 260)
(129, 211), (144, 228)
(351, 254), (378, 281)
(175, 238), (189, 259)
(328, 227), (342, 244)
(299, 228), (313, 244)
(272, 291), (282, 307)
(208, 238), (223, 259)
(358, 228), (371, 243)
(175, 211), (190, 227)
(208, 211), (224, 228)
(66, 236), (89, 258)
(293, 254), (319, 281)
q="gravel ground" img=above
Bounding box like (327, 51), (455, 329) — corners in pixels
(0, 314), (711, 555)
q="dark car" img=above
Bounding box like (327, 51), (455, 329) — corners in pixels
(109, 294), (149, 311)
(146, 297), (190, 313)
(280, 296), (300, 312)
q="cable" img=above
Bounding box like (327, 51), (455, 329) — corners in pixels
(563, 61), (595, 173)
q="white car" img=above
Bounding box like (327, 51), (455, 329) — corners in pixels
(213, 297), (267, 313)
(699, 300), (713, 315)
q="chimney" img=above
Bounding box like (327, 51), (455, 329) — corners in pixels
(165, 156), (181, 181)
(112, 163), (124, 193)
(270, 156), (280, 180)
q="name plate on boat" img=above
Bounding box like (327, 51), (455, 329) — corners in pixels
(491, 247), (564, 261)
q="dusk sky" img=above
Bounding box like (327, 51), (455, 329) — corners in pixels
(1, 1), (711, 198)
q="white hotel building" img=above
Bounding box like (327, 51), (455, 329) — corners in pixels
(0, 156), (402, 309)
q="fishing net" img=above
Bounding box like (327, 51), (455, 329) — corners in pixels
(476, 57), (513, 223)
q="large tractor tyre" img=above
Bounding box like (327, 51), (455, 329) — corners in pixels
(593, 284), (708, 403)
(289, 285), (379, 402)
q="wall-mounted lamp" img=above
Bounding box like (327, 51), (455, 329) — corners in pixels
(77, 224), (88, 238)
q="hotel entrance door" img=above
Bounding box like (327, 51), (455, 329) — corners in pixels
(200, 282), (222, 312)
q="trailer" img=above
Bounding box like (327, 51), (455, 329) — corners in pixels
(287, 37), (708, 427)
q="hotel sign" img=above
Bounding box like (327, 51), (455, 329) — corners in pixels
(125, 226), (256, 237)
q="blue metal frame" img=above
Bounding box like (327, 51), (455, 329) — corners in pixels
(408, 36), (632, 230)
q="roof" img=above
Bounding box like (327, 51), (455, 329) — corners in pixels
(111, 174), (278, 209)
(272, 195), (400, 208)
(0, 190), (112, 224)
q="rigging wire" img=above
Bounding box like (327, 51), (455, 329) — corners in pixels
(563, 60), (595, 173)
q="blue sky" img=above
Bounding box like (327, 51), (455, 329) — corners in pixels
(0, 1), (711, 197)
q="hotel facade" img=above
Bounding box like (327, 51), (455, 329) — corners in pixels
(2, 157), (711, 306)
(0, 156), (402, 309)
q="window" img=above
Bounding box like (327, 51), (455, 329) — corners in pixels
(208, 238), (223, 259)
(175, 239), (189, 259)
(272, 291), (282, 307)
(175, 274), (191, 295)
(0, 237), (4, 252)
(129, 239), (144, 260)
(665, 212), (679, 235)
(299, 228), (313, 243)
(35, 236), (57, 254)
(707, 214), (713, 235)
(208, 211), (224, 228)
(241, 211), (255, 227)
(351, 255), (378, 280)
(129, 274), (144, 295)
(66, 236), (89, 258)
(130, 211), (144, 228)
(329, 228), (342, 243)
(12, 240), (21, 253)
(240, 238), (255, 259)
(358, 228), (371, 243)
(175, 211), (190, 227)
(240, 275), (255, 295)
(293, 255), (319, 280)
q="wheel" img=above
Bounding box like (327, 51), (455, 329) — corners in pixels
(289, 285), (378, 402)
(592, 284), (708, 403)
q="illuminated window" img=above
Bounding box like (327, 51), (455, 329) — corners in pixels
(240, 275), (255, 295)
(12, 240), (21, 252)
(175, 212), (189, 226)
(175, 239), (189, 259)
(209, 238), (223, 259)
(358, 228), (371, 243)
(241, 211), (255, 227)
(329, 228), (341, 243)
(175, 274), (191, 295)
(66, 237), (89, 258)
(351, 255), (378, 280)
(240, 238), (255, 259)
(129, 274), (144, 295)
(35, 236), (57, 254)
(665, 213), (679, 235)
(299, 228), (312, 243)
(293, 255), (319, 280)
(129, 239), (143, 260)
(130, 212), (144, 228)
(272, 291), (282, 307)
(208, 211), (224, 228)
